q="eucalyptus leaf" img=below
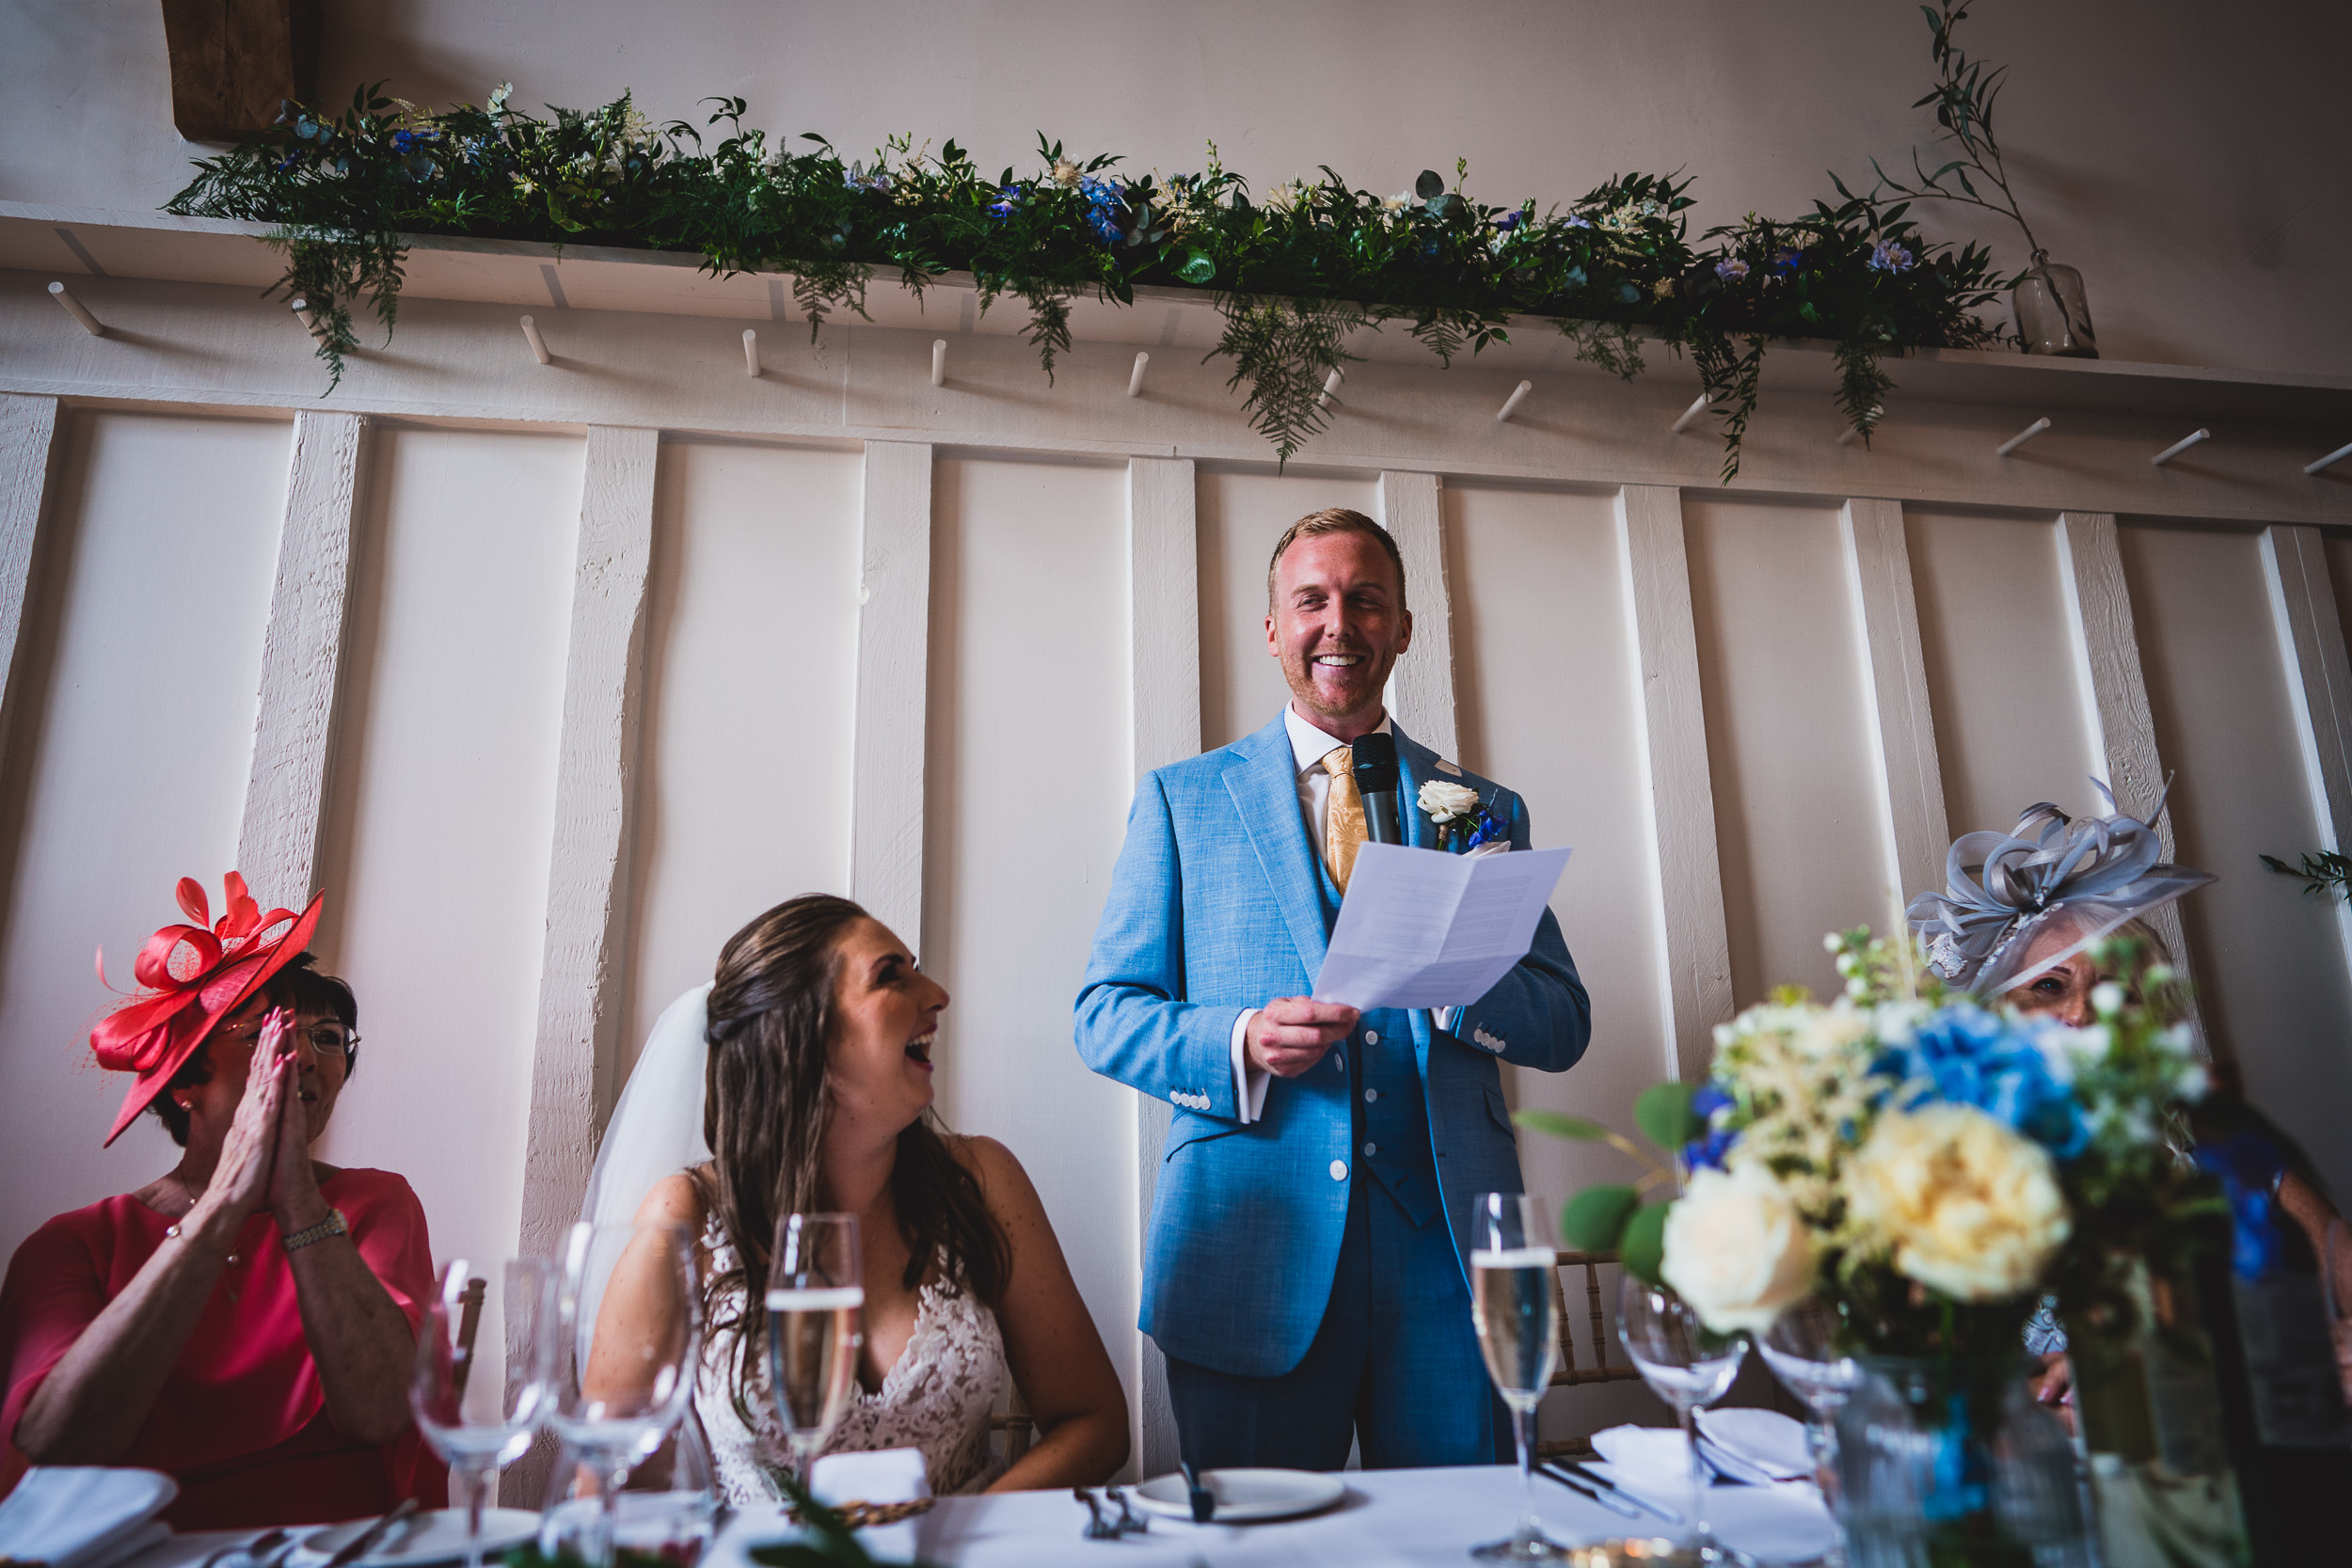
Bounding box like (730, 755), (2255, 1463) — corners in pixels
(1632, 1082), (1697, 1151)
(1415, 168), (1445, 199)
(1563, 1184), (1640, 1251)
(1513, 1109), (1611, 1142)
(1620, 1200), (1673, 1285)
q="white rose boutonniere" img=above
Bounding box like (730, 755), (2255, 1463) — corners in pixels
(1660, 1162), (1819, 1335)
(1418, 779), (1504, 851)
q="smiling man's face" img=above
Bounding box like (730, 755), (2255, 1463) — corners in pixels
(1264, 527), (1412, 740)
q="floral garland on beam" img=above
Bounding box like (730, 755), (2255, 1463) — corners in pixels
(167, 86), (2010, 480)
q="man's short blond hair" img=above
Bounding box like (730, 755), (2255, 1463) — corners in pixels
(1265, 508), (1408, 610)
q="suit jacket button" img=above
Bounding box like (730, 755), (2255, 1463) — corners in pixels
(1364, 1088), (1378, 1102)
(1328, 1160), (1347, 1181)
(1364, 1029), (1380, 1045)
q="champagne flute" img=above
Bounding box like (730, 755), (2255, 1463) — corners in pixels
(411, 1258), (559, 1568)
(766, 1212), (864, 1489)
(1469, 1193), (1568, 1563)
(1619, 1276), (1748, 1563)
(1758, 1297), (1861, 1561)
(553, 1222), (703, 1568)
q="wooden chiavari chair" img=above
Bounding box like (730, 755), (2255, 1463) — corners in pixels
(1534, 1248), (1643, 1461)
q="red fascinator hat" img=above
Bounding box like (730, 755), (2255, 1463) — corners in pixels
(90, 872), (324, 1147)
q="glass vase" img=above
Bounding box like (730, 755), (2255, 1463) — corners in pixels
(2069, 1261), (2250, 1568)
(1836, 1354), (2093, 1568)
(2012, 250), (2098, 358)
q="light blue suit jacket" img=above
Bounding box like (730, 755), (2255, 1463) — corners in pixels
(1074, 712), (1591, 1378)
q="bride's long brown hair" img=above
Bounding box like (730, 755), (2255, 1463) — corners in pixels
(692, 894), (1009, 1401)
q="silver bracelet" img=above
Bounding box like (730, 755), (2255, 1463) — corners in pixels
(281, 1208), (349, 1252)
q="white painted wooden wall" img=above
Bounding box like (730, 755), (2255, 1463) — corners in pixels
(4, 315), (2352, 1480)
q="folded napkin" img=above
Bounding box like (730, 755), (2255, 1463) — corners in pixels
(1588, 1424), (1836, 1563)
(0, 1467), (177, 1568)
(807, 1448), (929, 1563)
(1696, 1407), (1813, 1481)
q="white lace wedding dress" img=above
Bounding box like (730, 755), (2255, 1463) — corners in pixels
(695, 1217), (1009, 1501)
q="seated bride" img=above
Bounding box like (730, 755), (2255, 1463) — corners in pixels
(587, 894), (1128, 1499)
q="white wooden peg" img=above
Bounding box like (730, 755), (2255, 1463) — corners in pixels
(1315, 368), (1343, 408)
(1671, 392), (1713, 433)
(1997, 417), (2052, 456)
(1496, 380), (1533, 423)
(289, 297), (325, 340)
(2152, 428), (2209, 467)
(2304, 441), (2352, 477)
(520, 314), (551, 365)
(48, 280), (103, 336)
(1127, 352), (1150, 398)
(742, 328), (760, 377)
(931, 339), (947, 387)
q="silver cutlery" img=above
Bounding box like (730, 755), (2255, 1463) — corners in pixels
(1537, 1462), (1643, 1520)
(198, 1528), (290, 1568)
(321, 1497), (422, 1568)
(1104, 1485), (1148, 1536)
(1179, 1456), (1215, 1523)
(1553, 1459), (1685, 1526)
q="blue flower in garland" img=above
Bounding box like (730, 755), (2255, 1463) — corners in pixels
(1491, 209), (1525, 233)
(1565, 214), (1594, 230)
(1867, 239), (1915, 274)
(1873, 1003), (2089, 1160)
(987, 183), (1025, 219)
(1772, 249), (1806, 276)
(389, 129), (438, 153)
(1714, 257), (1750, 283)
(1077, 175), (1125, 244)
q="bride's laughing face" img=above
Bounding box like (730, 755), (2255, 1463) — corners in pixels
(825, 917), (948, 1133)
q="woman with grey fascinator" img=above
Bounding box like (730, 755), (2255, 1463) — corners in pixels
(1904, 780), (2213, 1025)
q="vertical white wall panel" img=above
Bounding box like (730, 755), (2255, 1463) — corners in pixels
(1681, 495), (1886, 1001)
(620, 440), (861, 1089)
(923, 454), (1138, 1457)
(312, 427), (582, 1271)
(0, 412), (287, 1259)
(1906, 508), (2106, 836)
(1196, 468), (1379, 751)
(1445, 482), (1669, 1438)
(2117, 522), (2352, 1202)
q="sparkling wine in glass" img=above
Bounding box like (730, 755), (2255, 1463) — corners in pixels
(1619, 1275), (1748, 1563)
(1758, 1297), (1861, 1561)
(555, 1222), (703, 1568)
(1470, 1193), (1568, 1563)
(411, 1258), (559, 1568)
(766, 1212), (864, 1487)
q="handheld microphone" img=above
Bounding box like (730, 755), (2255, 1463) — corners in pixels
(1351, 732), (1403, 846)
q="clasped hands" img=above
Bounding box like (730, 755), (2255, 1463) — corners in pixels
(1244, 997), (1360, 1079)
(205, 1007), (333, 1237)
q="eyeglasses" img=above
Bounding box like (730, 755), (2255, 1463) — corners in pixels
(218, 1018), (359, 1059)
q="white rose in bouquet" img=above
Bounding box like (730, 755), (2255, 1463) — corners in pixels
(1659, 1162), (1818, 1335)
(1417, 780), (1481, 822)
(1844, 1103), (2070, 1302)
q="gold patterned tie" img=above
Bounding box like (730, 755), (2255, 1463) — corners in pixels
(1323, 747), (1367, 893)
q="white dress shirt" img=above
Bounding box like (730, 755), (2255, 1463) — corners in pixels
(1226, 706), (1394, 1123)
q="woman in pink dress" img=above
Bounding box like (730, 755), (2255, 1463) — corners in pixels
(0, 875), (445, 1528)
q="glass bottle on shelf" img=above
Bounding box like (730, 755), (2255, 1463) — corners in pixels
(2012, 250), (2098, 357)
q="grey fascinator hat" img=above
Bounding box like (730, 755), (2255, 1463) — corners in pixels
(1905, 783), (2216, 997)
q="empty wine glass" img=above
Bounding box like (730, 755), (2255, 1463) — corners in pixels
(1469, 1194), (1568, 1562)
(553, 1222), (702, 1568)
(766, 1212), (864, 1489)
(411, 1258), (559, 1568)
(1619, 1276), (1748, 1563)
(1758, 1297), (1861, 1560)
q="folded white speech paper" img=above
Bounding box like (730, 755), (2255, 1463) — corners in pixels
(1311, 842), (1572, 1010)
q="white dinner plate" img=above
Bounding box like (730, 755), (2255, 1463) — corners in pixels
(1131, 1467), (1347, 1523)
(302, 1507), (540, 1565)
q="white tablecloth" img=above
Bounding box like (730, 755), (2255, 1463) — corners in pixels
(711, 1465), (1834, 1567)
(126, 1466), (1834, 1568)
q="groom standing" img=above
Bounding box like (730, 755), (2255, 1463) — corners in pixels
(1075, 507), (1591, 1469)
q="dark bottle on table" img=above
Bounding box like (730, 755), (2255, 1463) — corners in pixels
(2188, 1119), (2352, 1564)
